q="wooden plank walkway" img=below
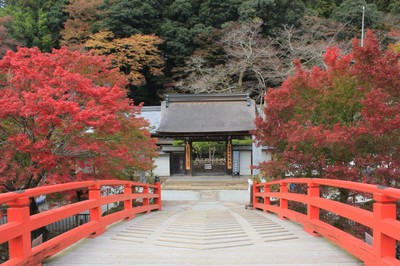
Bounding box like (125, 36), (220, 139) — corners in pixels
(44, 200), (362, 265)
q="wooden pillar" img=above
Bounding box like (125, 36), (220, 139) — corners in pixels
(252, 181), (258, 207)
(279, 182), (288, 220)
(263, 184), (271, 207)
(305, 182), (320, 236)
(155, 178), (162, 211)
(88, 184), (106, 238)
(8, 196), (31, 262)
(185, 140), (192, 175)
(143, 185), (150, 213)
(226, 139), (232, 175)
(124, 183), (134, 220)
(373, 192), (396, 259)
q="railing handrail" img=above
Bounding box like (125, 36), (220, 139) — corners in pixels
(256, 178), (400, 198)
(253, 178), (400, 266)
(0, 180), (159, 205)
(0, 179), (162, 266)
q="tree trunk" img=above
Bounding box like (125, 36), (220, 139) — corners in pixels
(254, 70), (266, 101)
(76, 190), (84, 202)
(333, 188), (350, 230)
(30, 198), (49, 241)
(238, 68), (245, 92)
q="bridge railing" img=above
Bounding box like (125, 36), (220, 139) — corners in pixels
(0, 180), (161, 266)
(253, 178), (400, 266)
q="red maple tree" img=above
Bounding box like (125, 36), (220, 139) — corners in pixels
(255, 31), (400, 187)
(0, 47), (157, 192)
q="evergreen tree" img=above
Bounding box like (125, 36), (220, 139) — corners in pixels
(332, 0), (381, 28)
(239, 0), (306, 31)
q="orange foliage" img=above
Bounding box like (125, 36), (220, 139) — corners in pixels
(85, 30), (164, 86)
(60, 0), (104, 51)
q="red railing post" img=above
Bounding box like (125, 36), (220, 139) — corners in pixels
(7, 196), (31, 262)
(88, 184), (105, 238)
(263, 184), (271, 209)
(279, 182), (288, 220)
(373, 192), (396, 260)
(143, 185), (150, 213)
(155, 181), (162, 211)
(132, 184), (137, 207)
(252, 181), (258, 207)
(124, 183), (134, 220)
(305, 182), (320, 236)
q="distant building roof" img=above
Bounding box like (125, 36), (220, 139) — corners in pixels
(140, 106), (161, 134)
(156, 93), (257, 137)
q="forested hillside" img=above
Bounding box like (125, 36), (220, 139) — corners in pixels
(0, 0), (399, 105)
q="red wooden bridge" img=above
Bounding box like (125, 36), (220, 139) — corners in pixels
(0, 178), (399, 265)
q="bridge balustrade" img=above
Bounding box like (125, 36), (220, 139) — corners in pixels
(253, 178), (400, 266)
(0, 180), (161, 266)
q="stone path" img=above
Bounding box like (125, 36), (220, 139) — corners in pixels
(45, 199), (362, 265)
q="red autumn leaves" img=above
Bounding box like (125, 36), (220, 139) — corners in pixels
(0, 47), (156, 191)
(255, 31), (399, 186)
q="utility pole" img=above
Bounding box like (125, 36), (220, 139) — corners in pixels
(361, 6), (365, 47)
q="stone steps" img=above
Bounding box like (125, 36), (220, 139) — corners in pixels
(161, 179), (248, 190)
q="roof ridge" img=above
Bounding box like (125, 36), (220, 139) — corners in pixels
(166, 93), (249, 101)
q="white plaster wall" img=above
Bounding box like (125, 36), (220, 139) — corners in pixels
(240, 151), (252, 176)
(262, 150), (272, 163)
(153, 153), (170, 177)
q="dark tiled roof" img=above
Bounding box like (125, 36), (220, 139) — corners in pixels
(157, 94), (257, 136)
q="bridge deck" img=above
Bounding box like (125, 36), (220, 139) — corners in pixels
(44, 199), (362, 265)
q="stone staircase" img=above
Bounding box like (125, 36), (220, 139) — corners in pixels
(161, 176), (249, 190)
